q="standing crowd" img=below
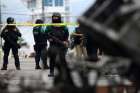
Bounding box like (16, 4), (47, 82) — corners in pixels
(0, 12), (102, 77)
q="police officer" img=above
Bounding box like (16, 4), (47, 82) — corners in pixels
(1, 17), (21, 70)
(71, 27), (87, 59)
(46, 12), (69, 76)
(84, 33), (99, 62)
(33, 19), (49, 69)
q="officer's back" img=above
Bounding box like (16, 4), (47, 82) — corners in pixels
(2, 26), (21, 43)
(0, 17), (21, 70)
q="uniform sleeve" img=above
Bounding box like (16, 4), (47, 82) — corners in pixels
(45, 26), (52, 39)
(33, 27), (39, 43)
(15, 27), (22, 37)
(1, 27), (6, 38)
(64, 26), (69, 41)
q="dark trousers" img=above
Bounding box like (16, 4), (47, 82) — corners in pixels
(34, 45), (47, 68)
(2, 43), (20, 68)
(48, 45), (66, 74)
(86, 44), (98, 61)
(86, 45), (97, 56)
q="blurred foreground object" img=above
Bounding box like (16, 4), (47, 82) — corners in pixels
(78, 0), (140, 91)
(79, 0), (140, 63)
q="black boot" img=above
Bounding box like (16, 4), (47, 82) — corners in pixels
(43, 63), (49, 70)
(48, 72), (54, 77)
(15, 62), (21, 70)
(35, 65), (41, 69)
(16, 66), (21, 70)
(35, 60), (41, 69)
(1, 67), (7, 70)
(1, 64), (7, 70)
(43, 66), (49, 70)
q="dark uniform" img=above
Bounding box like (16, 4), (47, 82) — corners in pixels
(85, 33), (99, 62)
(46, 13), (69, 76)
(71, 27), (87, 58)
(74, 27), (83, 46)
(1, 17), (21, 70)
(33, 19), (49, 69)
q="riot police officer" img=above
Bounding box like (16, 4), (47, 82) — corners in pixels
(33, 19), (49, 69)
(1, 17), (21, 70)
(71, 27), (87, 59)
(84, 32), (99, 62)
(46, 13), (69, 76)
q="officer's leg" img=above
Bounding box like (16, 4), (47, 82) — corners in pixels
(48, 46), (57, 76)
(35, 49), (41, 69)
(99, 48), (103, 55)
(41, 47), (49, 69)
(12, 47), (20, 70)
(59, 49), (66, 64)
(48, 55), (56, 76)
(86, 45), (98, 62)
(86, 45), (92, 56)
(92, 48), (98, 60)
(57, 48), (67, 74)
(1, 45), (10, 70)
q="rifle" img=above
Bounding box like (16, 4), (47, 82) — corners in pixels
(48, 33), (68, 48)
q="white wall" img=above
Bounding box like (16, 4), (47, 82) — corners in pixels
(44, 7), (66, 13)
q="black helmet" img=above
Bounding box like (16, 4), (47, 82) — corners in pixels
(7, 17), (14, 24)
(52, 12), (62, 23)
(35, 19), (44, 24)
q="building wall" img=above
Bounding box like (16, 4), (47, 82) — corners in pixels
(21, 0), (70, 23)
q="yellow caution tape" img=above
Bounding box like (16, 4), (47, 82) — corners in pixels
(0, 23), (79, 26)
